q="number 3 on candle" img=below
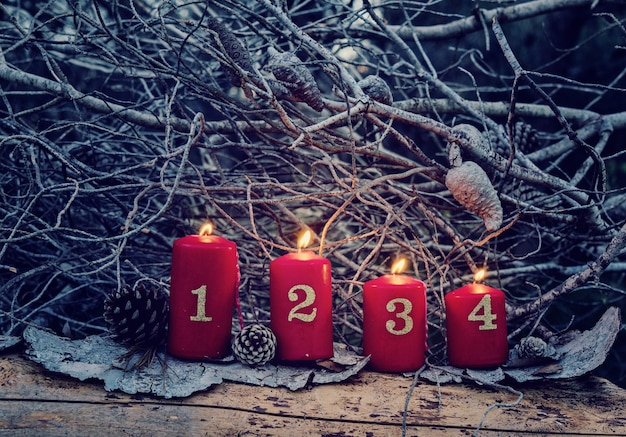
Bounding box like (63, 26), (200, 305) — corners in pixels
(467, 294), (497, 330)
(385, 298), (413, 335)
(287, 284), (317, 322)
(190, 285), (213, 322)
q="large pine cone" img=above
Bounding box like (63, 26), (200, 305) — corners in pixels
(206, 16), (256, 87)
(232, 324), (277, 366)
(104, 282), (169, 348)
(445, 161), (503, 232)
(266, 47), (324, 112)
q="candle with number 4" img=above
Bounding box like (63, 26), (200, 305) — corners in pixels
(445, 269), (508, 368)
(362, 258), (427, 372)
(270, 230), (333, 361)
(168, 223), (240, 360)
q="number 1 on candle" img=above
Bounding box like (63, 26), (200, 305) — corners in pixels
(190, 285), (213, 322)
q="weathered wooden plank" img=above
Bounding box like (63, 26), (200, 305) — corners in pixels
(1, 353), (625, 435)
(0, 400), (476, 437)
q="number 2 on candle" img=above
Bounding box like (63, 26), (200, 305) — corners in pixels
(287, 284), (317, 322)
(467, 294), (497, 330)
(385, 298), (413, 335)
(190, 285), (213, 322)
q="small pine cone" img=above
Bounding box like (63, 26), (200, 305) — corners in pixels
(445, 161), (503, 232)
(266, 47), (324, 112)
(517, 336), (548, 358)
(104, 282), (169, 348)
(232, 324), (277, 366)
(358, 75), (393, 105)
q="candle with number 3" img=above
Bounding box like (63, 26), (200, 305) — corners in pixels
(362, 259), (427, 372)
(168, 223), (239, 360)
(445, 269), (508, 368)
(270, 230), (333, 361)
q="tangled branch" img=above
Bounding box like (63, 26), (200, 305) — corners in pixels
(0, 0), (624, 371)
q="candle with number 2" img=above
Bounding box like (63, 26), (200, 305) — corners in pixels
(168, 223), (239, 360)
(445, 269), (508, 368)
(270, 230), (333, 361)
(362, 258), (427, 372)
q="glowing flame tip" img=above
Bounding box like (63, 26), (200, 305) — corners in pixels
(391, 258), (407, 275)
(199, 222), (214, 236)
(474, 268), (487, 283)
(297, 230), (312, 250)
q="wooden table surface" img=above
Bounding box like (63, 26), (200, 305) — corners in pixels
(1, 353), (625, 436)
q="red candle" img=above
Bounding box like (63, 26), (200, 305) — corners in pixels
(168, 223), (239, 360)
(362, 259), (427, 372)
(445, 269), (508, 368)
(270, 231), (333, 361)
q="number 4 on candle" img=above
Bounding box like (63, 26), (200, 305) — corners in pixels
(190, 285), (213, 322)
(467, 294), (497, 330)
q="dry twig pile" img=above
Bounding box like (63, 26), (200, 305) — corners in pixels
(1, 0), (625, 379)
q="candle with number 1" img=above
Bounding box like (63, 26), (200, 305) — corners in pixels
(270, 230), (333, 361)
(168, 223), (240, 360)
(445, 269), (508, 368)
(362, 258), (427, 372)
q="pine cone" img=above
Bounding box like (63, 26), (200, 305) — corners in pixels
(104, 282), (169, 348)
(512, 122), (539, 154)
(232, 324), (277, 366)
(266, 47), (324, 112)
(483, 122), (539, 156)
(206, 17), (257, 87)
(517, 336), (548, 358)
(358, 75), (393, 105)
(516, 336), (560, 360)
(452, 124), (491, 156)
(445, 161), (503, 232)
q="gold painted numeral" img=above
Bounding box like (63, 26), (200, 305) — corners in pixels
(190, 285), (213, 322)
(385, 298), (414, 335)
(467, 294), (497, 330)
(287, 284), (317, 322)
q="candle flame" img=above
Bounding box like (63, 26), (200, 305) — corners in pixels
(390, 258), (407, 275)
(297, 230), (312, 250)
(474, 268), (487, 283)
(199, 222), (214, 236)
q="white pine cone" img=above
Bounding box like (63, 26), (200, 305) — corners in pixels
(445, 161), (503, 232)
(232, 324), (277, 366)
(515, 335), (560, 360)
(517, 336), (548, 358)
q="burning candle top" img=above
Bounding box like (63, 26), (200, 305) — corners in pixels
(269, 229), (334, 361)
(362, 258), (427, 372)
(445, 268), (508, 368)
